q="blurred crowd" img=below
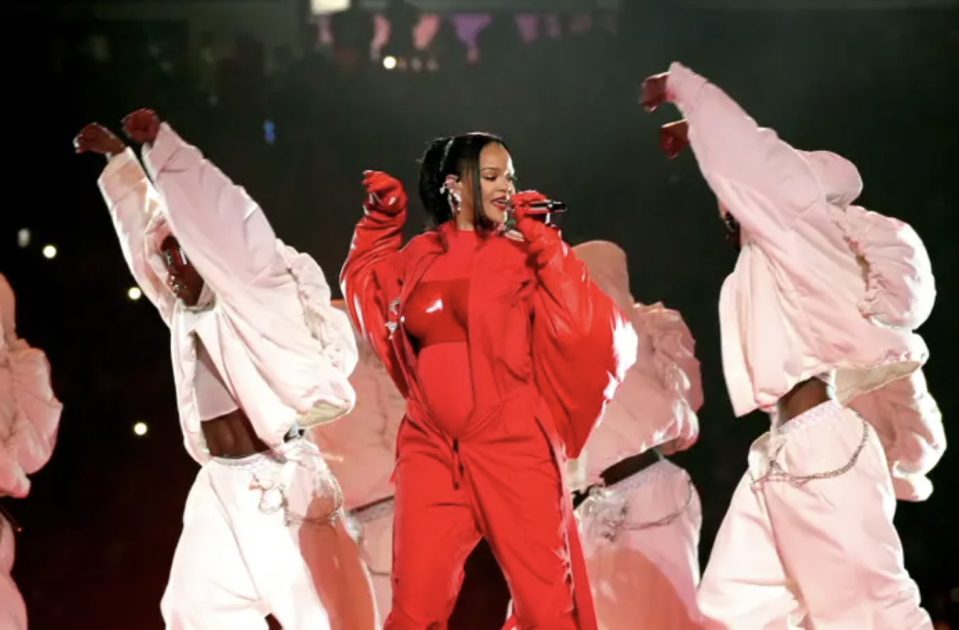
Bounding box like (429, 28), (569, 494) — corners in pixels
(3, 4), (957, 628)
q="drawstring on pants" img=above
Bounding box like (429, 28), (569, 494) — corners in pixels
(452, 439), (463, 489)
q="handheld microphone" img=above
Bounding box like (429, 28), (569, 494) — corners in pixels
(527, 199), (567, 214)
(501, 198), (567, 232)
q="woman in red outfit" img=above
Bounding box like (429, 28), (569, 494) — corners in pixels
(340, 133), (636, 630)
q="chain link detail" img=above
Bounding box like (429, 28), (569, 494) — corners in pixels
(580, 477), (695, 543)
(749, 417), (870, 489)
(250, 454), (345, 528)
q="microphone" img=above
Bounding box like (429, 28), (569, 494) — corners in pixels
(501, 198), (567, 232)
(527, 199), (567, 214)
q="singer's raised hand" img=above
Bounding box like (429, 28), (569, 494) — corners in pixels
(507, 190), (561, 247)
(507, 190), (563, 270)
(362, 170), (407, 216)
(509, 190), (549, 225)
(660, 120), (689, 159)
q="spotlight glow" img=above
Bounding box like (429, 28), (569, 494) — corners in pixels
(383, 55), (397, 70)
(42, 245), (57, 259)
(133, 422), (148, 436)
(128, 287), (143, 301)
(17, 229), (30, 248)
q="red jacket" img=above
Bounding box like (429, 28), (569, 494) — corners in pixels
(340, 206), (637, 630)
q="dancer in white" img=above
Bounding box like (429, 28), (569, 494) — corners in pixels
(0, 273), (64, 630)
(569, 241), (704, 630)
(311, 299), (407, 622)
(641, 62), (943, 629)
(75, 110), (375, 630)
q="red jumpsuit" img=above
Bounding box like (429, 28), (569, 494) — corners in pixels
(341, 202), (635, 630)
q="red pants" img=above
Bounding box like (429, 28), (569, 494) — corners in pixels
(449, 539), (511, 630)
(386, 404), (577, 630)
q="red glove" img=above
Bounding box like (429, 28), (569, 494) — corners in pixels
(362, 170), (406, 216)
(507, 190), (562, 263)
(122, 108), (160, 145)
(73, 122), (126, 157)
(508, 190), (549, 228)
(660, 120), (689, 159)
(640, 72), (670, 112)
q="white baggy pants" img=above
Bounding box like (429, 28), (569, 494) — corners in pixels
(347, 498), (394, 622)
(0, 515), (25, 630)
(577, 459), (704, 630)
(698, 400), (933, 630)
(161, 439), (343, 630)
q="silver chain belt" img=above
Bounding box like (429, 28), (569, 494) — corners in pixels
(248, 448), (345, 528)
(579, 476), (695, 543)
(750, 416), (871, 489)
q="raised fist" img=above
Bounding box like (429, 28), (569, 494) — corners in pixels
(660, 120), (689, 159)
(73, 123), (126, 157)
(362, 170), (407, 216)
(640, 72), (670, 112)
(122, 108), (160, 145)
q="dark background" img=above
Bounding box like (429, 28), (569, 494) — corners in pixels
(1, 1), (956, 627)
